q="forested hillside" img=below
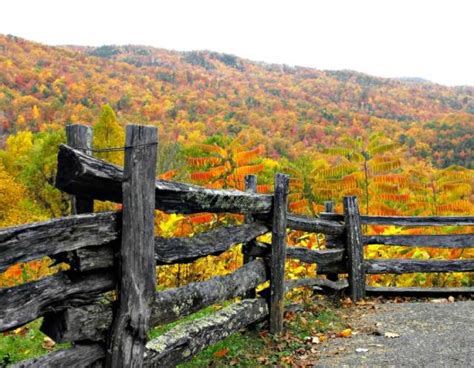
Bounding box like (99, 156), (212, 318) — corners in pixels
(1, 34), (473, 168)
(0, 34), (472, 295)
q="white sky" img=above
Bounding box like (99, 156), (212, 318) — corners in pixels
(1, 0), (473, 86)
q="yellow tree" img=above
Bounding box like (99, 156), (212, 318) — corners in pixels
(315, 133), (402, 214)
(93, 104), (125, 166)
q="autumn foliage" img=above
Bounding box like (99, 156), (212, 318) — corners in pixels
(0, 35), (472, 290)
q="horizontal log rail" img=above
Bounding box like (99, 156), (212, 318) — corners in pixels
(12, 343), (105, 368)
(363, 234), (474, 248)
(0, 212), (118, 273)
(0, 271), (114, 332)
(365, 259), (474, 274)
(41, 260), (268, 342)
(285, 277), (348, 292)
(366, 286), (474, 297)
(286, 214), (345, 235)
(0, 217), (269, 273)
(56, 145), (273, 214)
(320, 212), (474, 226)
(145, 298), (268, 367)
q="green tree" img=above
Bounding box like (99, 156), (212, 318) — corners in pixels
(93, 104), (125, 166)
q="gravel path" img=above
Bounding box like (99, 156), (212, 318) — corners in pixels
(314, 301), (474, 368)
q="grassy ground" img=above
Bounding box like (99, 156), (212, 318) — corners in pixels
(0, 295), (348, 367)
(0, 319), (70, 367)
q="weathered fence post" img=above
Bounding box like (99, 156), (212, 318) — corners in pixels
(343, 196), (365, 301)
(243, 174), (258, 299)
(106, 125), (158, 367)
(270, 173), (290, 334)
(323, 201), (339, 282)
(66, 124), (93, 214)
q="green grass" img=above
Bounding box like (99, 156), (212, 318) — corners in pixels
(0, 319), (70, 366)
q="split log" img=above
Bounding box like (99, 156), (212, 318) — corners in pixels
(41, 260), (268, 343)
(144, 299), (269, 367)
(363, 234), (474, 248)
(366, 286), (474, 297)
(0, 271), (114, 332)
(12, 344), (105, 368)
(365, 259), (474, 274)
(0, 212), (118, 273)
(287, 247), (344, 265)
(154, 223), (269, 264)
(244, 241), (345, 266)
(285, 277), (348, 292)
(106, 125), (158, 368)
(56, 144), (273, 214)
(64, 223), (269, 272)
(286, 214), (345, 235)
(320, 213), (474, 226)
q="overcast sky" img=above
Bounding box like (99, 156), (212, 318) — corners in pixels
(2, 0), (473, 86)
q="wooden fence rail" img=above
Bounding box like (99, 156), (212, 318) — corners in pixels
(1, 123), (472, 367)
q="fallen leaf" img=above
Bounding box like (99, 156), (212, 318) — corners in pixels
(42, 337), (55, 351)
(338, 328), (352, 338)
(384, 332), (400, 338)
(213, 348), (229, 358)
(356, 348), (369, 353)
(448, 296), (455, 303)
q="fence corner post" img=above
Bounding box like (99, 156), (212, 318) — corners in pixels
(269, 173), (290, 334)
(106, 125), (158, 367)
(66, 124), (93, 214)
(343, 196), (365, 301)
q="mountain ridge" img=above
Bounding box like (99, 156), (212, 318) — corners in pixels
(0, 34), (473, 168)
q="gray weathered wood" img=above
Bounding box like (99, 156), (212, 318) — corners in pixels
(106, 125), (158, 368)
(287, 247), (344, 265)
(41, 260), (268, 343)
(365, 286), (474, 297)
(324, 200), (340, 282)
(245, 241), (345, 267)
(0, 212), (118, 273)
(286, 214), (345, 235)
(269, 173), (289, 334)
(344, 196), (365, 301)
(363, 234), (474, 248)
(243, 175), (258, 299)
(155, 223), (269, 265)
(13, 343), (105, 368)
(66, 124), (94, 214)
(285, 277), (348, 292)
(144, 298), (269, 367)
(47, 223), (269, 272)
(56, 144), (273, 214)
(320, 213), (474, 226)
(316, 262), (347, 275)
(365, 259), (474, 274)
(0, 271), (114, 332)
(41, 302), (113, 343)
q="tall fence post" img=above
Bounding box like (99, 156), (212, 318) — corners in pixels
(66, 124), (93, 214)
(343, 196), (365, 301)
(243, 174), (258, 299)
(269, 173), (290, 334)
(106, 125), (158, 367)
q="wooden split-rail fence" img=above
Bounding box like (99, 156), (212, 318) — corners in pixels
(0, 124), (472, 367)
